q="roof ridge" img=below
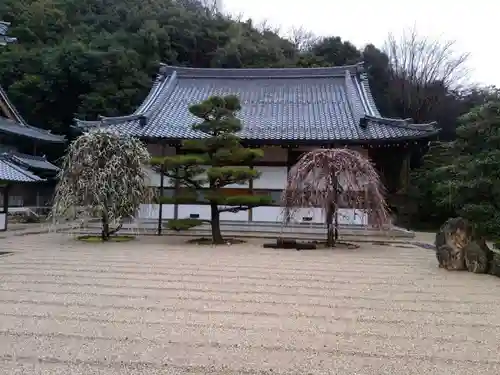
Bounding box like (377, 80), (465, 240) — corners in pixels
(10, 151), (48, 161)
(158, 62), (365, 79)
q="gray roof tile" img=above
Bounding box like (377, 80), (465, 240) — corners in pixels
(0, 157), (44, 182)
(0, 21), (16, 45)
(75, 63), (438, 143)
(6, 152), (60, 172)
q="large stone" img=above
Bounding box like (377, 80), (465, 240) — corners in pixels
(463, 240), (492, 274)
(489, 249), (500, 277)
(435, 217), (473, 271)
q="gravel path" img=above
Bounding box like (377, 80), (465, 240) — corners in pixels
(0, 234), (499, 374)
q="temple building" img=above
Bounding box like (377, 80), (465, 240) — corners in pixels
(0, 21), (65, 230)
(75, 63), (438, 225)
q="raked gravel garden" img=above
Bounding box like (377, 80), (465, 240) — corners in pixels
(0, 232), (499, 374)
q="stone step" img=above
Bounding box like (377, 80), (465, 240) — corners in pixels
(81, 220), (414, 241)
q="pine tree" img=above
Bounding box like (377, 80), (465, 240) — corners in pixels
(432, 101), (500, 237)
(151, 95), (271, 244)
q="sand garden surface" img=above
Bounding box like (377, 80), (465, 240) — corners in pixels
(0, 233), (499, 374)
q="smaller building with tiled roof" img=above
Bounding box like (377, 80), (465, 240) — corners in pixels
(0, 21), (65, 230)
(0, 21), (16, 45)
(74, 63), (438, 225)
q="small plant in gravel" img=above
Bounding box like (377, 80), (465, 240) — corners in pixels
(51, 130), (153, 241)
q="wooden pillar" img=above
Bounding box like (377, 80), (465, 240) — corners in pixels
(1, 184), (9, 231)
(284, 148), (293, 224)
(248, 163), (253, 222)
(157, 143), (165, 236)
(400, 149), (411, 192)
(173, 144), (180, 220)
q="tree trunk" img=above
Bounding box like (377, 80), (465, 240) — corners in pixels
(101, 211), (110, 241)
(210, 204), (224, 244)
(326, 205), (334, 247)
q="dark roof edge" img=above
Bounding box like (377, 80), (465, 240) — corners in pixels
(364, 115), (438, 132)
(0, 155), (45, 182)
(0, 86), (65, 143)
(357, 73), (381, 117)
(158, 62), (365, 79)
(138, 132), (439, 145)
(0, 85), (28, 126)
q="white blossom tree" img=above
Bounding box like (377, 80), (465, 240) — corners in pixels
(51, 130), (152, 240)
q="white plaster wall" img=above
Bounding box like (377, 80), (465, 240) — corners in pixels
(251, 206), (286, 222)
(137, 204), (174, 219)
(253, 166), (287, 189)
(145, 167), (174, 187)
(338, 208), (368, 225)
(220, 209), (249, 221)
(290, 208), (324, 224)
(178, 205), (211, 220)
(0, 213), (5, 230)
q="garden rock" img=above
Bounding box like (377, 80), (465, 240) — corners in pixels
(435, 217), (472, 270)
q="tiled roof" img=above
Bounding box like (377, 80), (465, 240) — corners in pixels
(6, 152), (60, 172)
(0, 21), (16, 45)
(0, 156), (44, 182)
(75, 63), (438, 143)
(0, 86), (65, 143)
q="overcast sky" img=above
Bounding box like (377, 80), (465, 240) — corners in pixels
(222, 0), (496, 87)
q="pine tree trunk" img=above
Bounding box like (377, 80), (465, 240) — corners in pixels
(101, 211), (110, 241)
(210, 204), (224, 244)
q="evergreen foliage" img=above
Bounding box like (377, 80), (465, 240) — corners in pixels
(151, 95), (271, 243)
(412, 101), (500, 238)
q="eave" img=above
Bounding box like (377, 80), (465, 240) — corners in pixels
(0, 156), (44, 183)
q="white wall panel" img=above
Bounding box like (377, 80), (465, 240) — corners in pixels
(145, 167), (173, 187)
(292, 208), (324, 224)
(137, 204), (174, 220)
(0, 213), (5, 231)
(220, 209), (249, 221)
(253, 166), (287, 189)
(338, 209), (367, 225)
(251, 206), (284, 222)
(178, 204), (211, 220)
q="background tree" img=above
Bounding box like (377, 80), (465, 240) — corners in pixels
(282, 149), (389, 246)
(407, 141), (457, 229)
(429, 101), (500, 238)
(51, 130), (152, 241)
(151, 95), (271, 244)
(383, 27), (470, 139)
(1, 0), (491, 230)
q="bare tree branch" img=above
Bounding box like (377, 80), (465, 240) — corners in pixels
(287, 26), (318, 52)
(383, 26), (470, 122)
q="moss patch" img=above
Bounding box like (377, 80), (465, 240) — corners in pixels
(186, 237), (246, 245)
(77, 235), (135, 243)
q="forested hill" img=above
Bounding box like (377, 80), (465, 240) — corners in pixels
(0, 0), (492, 137)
